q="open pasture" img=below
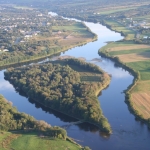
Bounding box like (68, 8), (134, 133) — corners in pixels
(132, 92), (150, 119)
(116, 52), (150, 63)
(0, 132), (81, 150)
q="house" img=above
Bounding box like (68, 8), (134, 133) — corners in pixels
(3, 49), (9, 52)
(25, 35), (32, 39)
(143, 36), (148, 39)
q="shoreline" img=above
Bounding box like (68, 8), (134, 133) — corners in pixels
(0, 37), (97, 70)
(5, 71), (111, 134)
(98, 49), (149, 127)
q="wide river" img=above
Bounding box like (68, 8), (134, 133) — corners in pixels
(0, 13), (150, 150)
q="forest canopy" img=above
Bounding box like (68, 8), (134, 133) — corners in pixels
(4, 58), (111, 133)
(0, 95), (67, 139)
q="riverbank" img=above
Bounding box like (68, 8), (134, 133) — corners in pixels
(0, 95), (87, 150)
(0, 36), (97, 69)
(0, 6), (97, 69)
(0, 37), (96, 70)
(99, 40), (150, 128)
(100, 20), (135, 40)
(0, 131), (84, 150)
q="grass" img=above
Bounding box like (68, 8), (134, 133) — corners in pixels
(99, 31), (150, 119)
(80, 76), (101, 82)
(13, 6), (34, 10)
(131, 80), (150, 93)
(120, 52), (150, 62)
(131, 92), (150, 119)
(98, 6), (138, 15)
(52, 22), (93, 37)
(100, 41), (136, 53)
(109, 48), (150, 56)
(31, 22), (94, 52)
(0, 132), (21, 150)
(52, 23), (83, 31)
(134, 14), (150, 21)
(104, 20), (135, 40)
(52, 59), (104, 82)
(101, 41), (150, 79)
(0, 132), (82, 150)
(127, 60), (150, 80)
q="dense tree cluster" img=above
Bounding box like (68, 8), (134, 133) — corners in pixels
(0, 95), (67, 139)
(4, 60), (111, 133)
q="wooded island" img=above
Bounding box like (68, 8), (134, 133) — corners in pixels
(4, 58), (111, 133)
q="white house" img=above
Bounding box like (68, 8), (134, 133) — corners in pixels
(25, 35), (32, 39)
(3, 49), (9, 52)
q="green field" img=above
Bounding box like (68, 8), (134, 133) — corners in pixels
(0, 132), (82, 150)
(52, 59), (103, 83)
(100, 41), (136, 53)
(127, 60), (150, 80)
(99, 36), (150, 120)
(97, 7), (138, 15)
(100, 40), (150, 80)
(109, 48), (150, 55)
(104, 20), (135, 40)
(52, 22), (93, 37)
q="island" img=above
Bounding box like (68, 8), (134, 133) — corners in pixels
(4, 58), (111, 133)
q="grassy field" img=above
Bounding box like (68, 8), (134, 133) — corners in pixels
(52, 59), (105, 83)
(51, 58), (110, 97)
(13, 6), (34, 10)
(0, 132), (82, 150)
(32, 22), (94, 52)
(97, 6), (138, 15)
(100, 39), (150, 120)
(52, 22), (93, 37)
(104, 20), (135, 40)
(127, 61), (150, 80)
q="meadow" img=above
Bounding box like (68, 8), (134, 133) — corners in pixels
(100, 39), (150, 120)
(0, 132), (82, 150)
(103, 20), (135, 40)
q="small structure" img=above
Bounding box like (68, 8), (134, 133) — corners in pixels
(25, 35), (32, 39)
(3, 49), (9, 52)
(143, 36), (148, 39)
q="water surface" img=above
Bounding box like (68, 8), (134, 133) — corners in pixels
(0, 16), (150, 150)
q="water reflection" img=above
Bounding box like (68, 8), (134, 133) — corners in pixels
(0, 14), (150, 149)
(0, 81), (13, 90)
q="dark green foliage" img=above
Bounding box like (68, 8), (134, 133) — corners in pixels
(65, 58), (104, 74)
(4, 60), (111, 133)
(82, 146), (91, 150)
(0, 95), (35, 131)
(0, 95), (67, 139)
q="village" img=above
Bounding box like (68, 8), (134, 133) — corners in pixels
(0, 5), (63, 53)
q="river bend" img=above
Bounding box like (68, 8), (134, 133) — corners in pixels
(0, 14), (150, 150)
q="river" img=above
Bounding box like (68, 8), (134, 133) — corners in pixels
(0, 13), (150, 150)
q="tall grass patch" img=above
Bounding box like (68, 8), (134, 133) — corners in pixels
(127, 60), (150, 80)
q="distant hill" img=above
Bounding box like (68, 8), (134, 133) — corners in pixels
(1, 0), (150, 5)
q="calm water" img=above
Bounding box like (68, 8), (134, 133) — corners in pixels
(0, 16), (150, 150)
